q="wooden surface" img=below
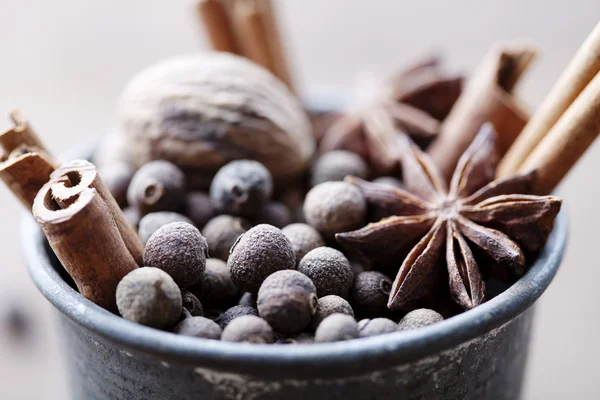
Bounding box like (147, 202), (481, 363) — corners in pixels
(1, 1), (599, 399)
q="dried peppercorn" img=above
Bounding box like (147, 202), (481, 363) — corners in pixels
(209, 160), (273, 218)
(255, 201), (293, 228)
(190, 258), (238, 307)
(314, 314), (359, 342)
(303, 181), (366, 238)
(221, 315), (274, 344)
(358, 318), (397, 338)
(100, 162), (135, 207)
(397, 309), (444, 331)
(202, 215), (250, 261)
(371, 176), (404, 189)
(172, 316), (222, 340)
(281, 223), (325, 264)
(123, 206), (142, 229)
(228, 224), (296, 293)
(143, 222), (208, 288)
(138, 211), (193, 244)
(183, 191), (214, 229)
(351, 271), (392, 316)
(180, 289), (204, 317)
(257, 270), (318, 334)
(298, 247), (353, 298)
(220, 305), (259, 328)
(310, 150), (369, 187)
(116, 267), (182, 329)
(127, 160), (186, 214)
(309, 295), (354, 331)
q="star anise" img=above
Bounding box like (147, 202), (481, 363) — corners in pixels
(318, 56), (462, 174)
(336, 123), (562, 310)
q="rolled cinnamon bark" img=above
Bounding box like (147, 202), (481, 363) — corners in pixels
(48, 160), (144, 265)
(231, 0), (274, 72)
(261, 0), (295, 91)
(33, 186), (138, 311)
(0, 110), (49, 155)
(498, 22), (600, 177)
(427, 43), (536, 182)
(518, 71), (600, 195)
(196, 0), (239, 53)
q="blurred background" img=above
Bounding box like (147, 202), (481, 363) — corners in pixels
(0, 1), (599, 398)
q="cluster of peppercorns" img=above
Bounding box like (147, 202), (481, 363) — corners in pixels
(108, 152), (443, 344)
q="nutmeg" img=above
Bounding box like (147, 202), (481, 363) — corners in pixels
(118, 53), (315, 187)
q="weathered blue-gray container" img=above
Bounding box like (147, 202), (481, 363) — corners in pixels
(20, 205), (566, 400)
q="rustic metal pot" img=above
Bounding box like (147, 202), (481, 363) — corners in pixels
(19, 94), (567, 398)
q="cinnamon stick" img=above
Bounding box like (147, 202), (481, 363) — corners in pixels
(427, 43), (536, 182)
(33, 185), (138, 311)
(48, 160), (144, 265)
(518, 71), (600, 195)
(196, 0), (239, 53)
(232, 0), (274, 72)
(498, 22), (600, 177)
(0, 111), (57, 209)
(261, 0), (295, 90)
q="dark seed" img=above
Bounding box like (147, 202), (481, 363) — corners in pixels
(143, 222), (208, 288)
(221, 315), (274, 343)
(183, 191), (214, 229)
(257, 270), (318, 334)
(190, 258), (237, 307)
(127, 160), (185, 214)
(314, 314), (359, 342)
(220, 305), (259, 328)
(116, 267), (182, 329)
(255, 201), (293, 228)
(298, 247), (353, 298)
(351, 271), (392, 316)
(397, 309), (444, 330)
(281, 223), (325, 265)
(309, 295), (354, 332)
(202, 215), (250, 261)
(228, 224), (296, 293)
(172, 316), (222, 340)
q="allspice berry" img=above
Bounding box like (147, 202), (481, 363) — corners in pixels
(191, 259), (238, 307)
(310, 150), (369, 187)
(210, 160), (273, 218)
(116, 267), (182, 329)
(127, 160), (186, 214)
(257, 270), (318, 334)
(314, 314), (359, 343)
(183, 192), (214, 229)
(221, 315), (274, 344)
(220, 305), (259, 328)
(281, 223), (325, 264)
(298, 247), (353, 298)
(397, 309), (444, 331)
(351, 271), (393, 316)
(238, 292), (256, 307)
(372, 176), (404, 189)
(309, 295), (354, 331)
(172, 316), (222, 340)
(180, 289), (204, 317)
(202, 215), (250, 261)
(228, 224), (296, 293)
(123, 207), (142, 229)
(255, 202), (293, 228)
(358, 318), (397, 338)
(99, 162), (135, 207)
(138, 211), (193, 244)
(144, 222), (208, 288)
(303, 181), (366, 238)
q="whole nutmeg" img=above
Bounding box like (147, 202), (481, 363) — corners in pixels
(191, 258), (238, 306)
(180, 289), (204, 317)
(314, 314), (359, 343)
(116, 267), (182, 329)
(257, 270), (318, 334)
(255, 201), (293, 229)
(220, 305), (259, 328)
(183, 192), (214, 229)
(281, 223), (325, 264)
(118, 53), (315, 187)
(228, 224), (296, 293)
(298, 247), (353, 298)
(309, 295), (354, 332)
(358, 318), (397, 338)
(172, 316), (222, 340)
(138, 211), (193, 244)
(303, 181), (366, 238)
(397, 309), (444, 331)
(127, 160), (186, 214)
(221, 315), (274, 344)
(202, 215), (250, 261)
(310, 150), (369, 187)
(351, 271), (393, 316)
(143, 222), (208, 288)
(210, 160), (273, 218)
